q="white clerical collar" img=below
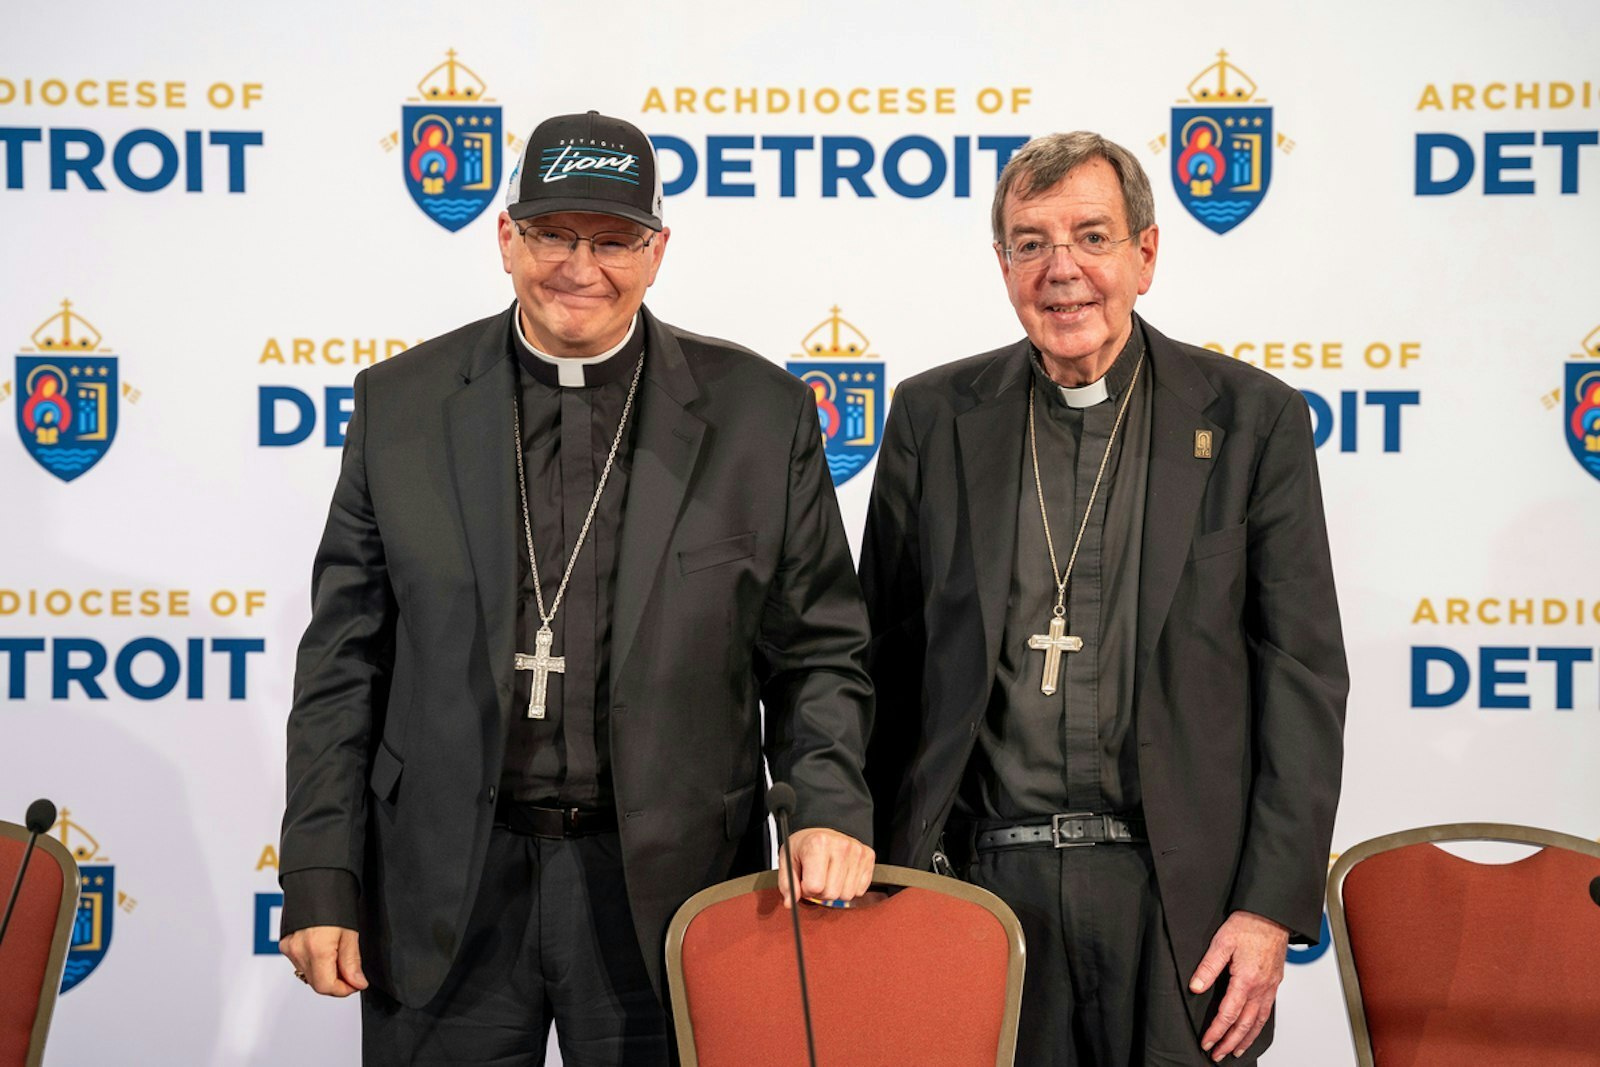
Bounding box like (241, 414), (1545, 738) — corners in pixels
(515, 313), (639, 388)
(1057, 377), (1110, 409)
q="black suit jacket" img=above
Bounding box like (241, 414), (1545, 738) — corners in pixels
(281, 305), (873, 1007)
(860, 318), (1347, 1014)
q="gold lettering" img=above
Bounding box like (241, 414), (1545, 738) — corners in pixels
(1412, 598), (1439, 624)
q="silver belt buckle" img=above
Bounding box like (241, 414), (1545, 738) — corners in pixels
(1051, 811), (1097, 849)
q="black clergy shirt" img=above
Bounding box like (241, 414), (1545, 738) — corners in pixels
(957, 320), (1153, 821)
(502, 313), (644, 810)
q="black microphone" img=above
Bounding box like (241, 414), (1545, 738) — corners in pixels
(1589, 876), (1600, 909)
(0, 798), (58, 951)
(767, 782), (818, 1067)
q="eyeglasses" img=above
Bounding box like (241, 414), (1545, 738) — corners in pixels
(1001, 232), (1136, 271)
(514, 222), (654, 268)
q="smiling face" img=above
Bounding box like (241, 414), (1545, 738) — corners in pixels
(996, 158), (1159, 387)
(497, 209), (669, 357)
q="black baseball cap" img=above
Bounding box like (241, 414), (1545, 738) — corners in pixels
(505, 110), (663, 231)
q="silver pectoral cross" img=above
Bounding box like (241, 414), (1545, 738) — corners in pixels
(514, 626), (565, 719)
(1027, 615), (1083, 696)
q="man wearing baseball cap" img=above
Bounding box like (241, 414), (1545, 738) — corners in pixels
(279, 110), (876, 1063)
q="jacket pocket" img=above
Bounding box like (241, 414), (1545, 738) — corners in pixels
(723, 781), (759, 841)
(679, 532), (757, 576)
(369, 740), (404, 804)
(1189, 521), (1248, 562)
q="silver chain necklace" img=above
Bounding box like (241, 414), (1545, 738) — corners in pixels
(510, 352), (644, 719)
(1024, 353), (1144, 696)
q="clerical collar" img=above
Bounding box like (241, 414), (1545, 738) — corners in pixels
(1032, 320), (1145, 409)
(514, 311), (643, 388)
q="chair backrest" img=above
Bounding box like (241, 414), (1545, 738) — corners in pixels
(0, 820), (80, 1067)
(666, 863), (1025, 1067)
(1327, 822), (1600, 1067)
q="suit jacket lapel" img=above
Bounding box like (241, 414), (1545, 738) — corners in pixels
(611, 307), (706, 692)
(955, 341), (1032, 683)
(444, 308), (520, 725)
(1136, 320), (1224, 691)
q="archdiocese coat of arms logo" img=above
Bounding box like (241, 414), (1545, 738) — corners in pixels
(398, 50), (502, 232)
(787, 306), (885, 486)
(15, 300), (119, 482)
(53, 808), (136, 993)
(1564, 325), (1600, 484)
(1167, 50), (1280, 235)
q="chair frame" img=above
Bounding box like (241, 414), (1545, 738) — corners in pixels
(0, 821), (81, 1067)
(1326, 821), (1600, 1067)
(665, 862), (1026, 1067)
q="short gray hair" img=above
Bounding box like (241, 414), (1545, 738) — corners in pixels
(991, 131), (1155, 243)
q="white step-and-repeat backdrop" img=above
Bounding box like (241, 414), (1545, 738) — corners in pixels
(4, 1), (1598, 1062)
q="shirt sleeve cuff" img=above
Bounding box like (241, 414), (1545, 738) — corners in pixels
(279, 868), (360, 936)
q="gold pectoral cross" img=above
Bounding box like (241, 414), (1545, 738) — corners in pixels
(514, 626), (565, 719)
(1027, 615), (1083, 696)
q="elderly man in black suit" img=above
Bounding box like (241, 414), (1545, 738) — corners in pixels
(278, 110), (875, 1066)
(861, 131), (1347, 1065)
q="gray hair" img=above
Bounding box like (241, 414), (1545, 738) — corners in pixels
(990, 131), (1155, 243)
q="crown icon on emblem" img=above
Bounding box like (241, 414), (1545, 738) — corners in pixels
(53, 807), (108, 862)
(798, 306), (872, 358)
(416, 49), (490, 101)
(30, 299), (105, 352)
(1184, 49), (1262, 103)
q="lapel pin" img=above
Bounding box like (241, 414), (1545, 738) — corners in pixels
(1194, 430), (1214, 459)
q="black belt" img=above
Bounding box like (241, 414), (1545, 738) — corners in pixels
(495, 799), (618, 838)
(950, 812), (1146, 859)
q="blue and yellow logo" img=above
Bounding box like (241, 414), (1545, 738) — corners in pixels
(787, 306), (885, 486)
(399, 51), (502, 232)
(14, 301), (119, 482)
(53, 808), (136, 993)
(1565, 325), (1600, 485)
(1169, 51), (1275, 235)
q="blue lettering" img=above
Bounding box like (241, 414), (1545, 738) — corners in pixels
(324, 386), (354, 447)
(1415, 133), (1474, 196)
(1479, 646), (1530, 708)
(254, 893), (284, 954)
(0, 127), (42, 189)
(1286, 913), (1332, 965)
(1368, 391), (1420, 452)
(1542, 130), (1599, 194)
(112, 128), (180, 192)
(259, 386), (315, 447)
(705, 135), (755, 197)
(213, 638), (266, 699)
(1537, 647), (1593, 710)
(822, 136), (875, 198)
(1301, 390), (1334, 449)
(883, 136), (947, 198)
(53, 637), (107, 700)
(761, 136), (812, 197)
(978, 135), (1030, 179)
(0, 638), (45, 698)
(650, 134), (697, 196)
(209, 131), (263, 193)
(1412, 646), (1470, 708)
(50, 127), (106, 191)
(1483, 132), (1536, 195)
(115, 637), (181, 700)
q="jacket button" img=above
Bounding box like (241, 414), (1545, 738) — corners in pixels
(486, 785), (497, 804)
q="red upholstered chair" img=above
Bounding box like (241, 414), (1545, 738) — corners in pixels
(665, 864), (1024, 1067)
(0, 820), (80, 1067)
(1327, 822), (1600, 1067)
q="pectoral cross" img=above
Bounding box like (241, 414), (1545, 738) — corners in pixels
(1027, 615), (1083, 697)
(514, 626), (565, 720)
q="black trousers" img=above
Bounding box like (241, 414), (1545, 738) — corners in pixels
(964, 842), (1263, 1067)
(361, 828), (671, 1067)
